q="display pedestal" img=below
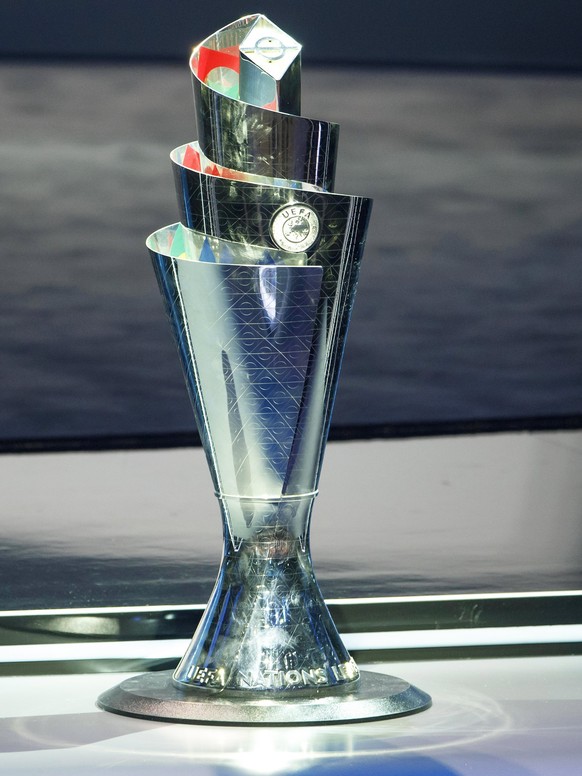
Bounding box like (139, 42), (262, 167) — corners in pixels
(98, 669), (431, 726)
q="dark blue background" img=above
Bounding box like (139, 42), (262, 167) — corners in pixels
(1, 4), (581, 446)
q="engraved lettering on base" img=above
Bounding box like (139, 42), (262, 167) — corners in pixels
(238, 660), (357, 690)
(186, 665), (227, 689)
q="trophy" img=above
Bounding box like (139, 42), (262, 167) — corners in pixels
(98, 14), (431, 725)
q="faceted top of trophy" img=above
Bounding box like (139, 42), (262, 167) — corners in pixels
(239, 16), (301, 114)
(239, 16), (301, 82)
(192, 13), (301, 114)
(190, 13), (337, 189)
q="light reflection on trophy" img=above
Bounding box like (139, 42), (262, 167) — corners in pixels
(99, 14), (431, 725)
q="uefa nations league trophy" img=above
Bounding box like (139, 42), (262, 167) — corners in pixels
(98, 14), (431, 725)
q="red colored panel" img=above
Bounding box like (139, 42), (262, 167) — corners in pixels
(195, 46), (240, 83)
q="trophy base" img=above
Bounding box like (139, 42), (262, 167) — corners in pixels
(97, 669), (431, 726)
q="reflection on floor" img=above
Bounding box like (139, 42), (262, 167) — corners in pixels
(0, 655), (580, 774)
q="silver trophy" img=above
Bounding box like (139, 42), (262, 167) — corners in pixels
(99, 14), (431, 725)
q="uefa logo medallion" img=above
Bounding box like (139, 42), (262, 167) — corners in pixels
(270, 204), (320, 253)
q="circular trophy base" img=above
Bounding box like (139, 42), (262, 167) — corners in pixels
(97, 670), (431, 726)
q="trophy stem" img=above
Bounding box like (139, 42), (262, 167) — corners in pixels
(173, 495), (358, 694)
(97, 501), (432, 726)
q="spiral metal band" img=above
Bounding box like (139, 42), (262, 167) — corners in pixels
(190, 14), (339, 191)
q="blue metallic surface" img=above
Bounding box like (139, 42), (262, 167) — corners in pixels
(190, 15), (337, 190)
(148, 227), (354, 692)
(141, 15), (379, 700)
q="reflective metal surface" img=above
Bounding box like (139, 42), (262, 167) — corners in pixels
(97, 669), (431, 726)
(172, 143), (320, 191)
(99, 14), (426, 722)
(140, 14), (377, 705)
(190, 15), (338, 190)
(146, 227), (359, 694)
(238, 15), (301, 114)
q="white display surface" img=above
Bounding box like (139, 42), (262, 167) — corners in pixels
(0, 656), (581, 774)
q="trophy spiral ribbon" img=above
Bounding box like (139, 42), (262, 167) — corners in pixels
(98, 14), (431, 725)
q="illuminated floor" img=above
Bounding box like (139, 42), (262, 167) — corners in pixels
(1, 655), (581, 774)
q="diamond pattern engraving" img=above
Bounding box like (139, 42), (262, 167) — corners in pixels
(152, 251), (323, 524)
(172, 161), (372, 481)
